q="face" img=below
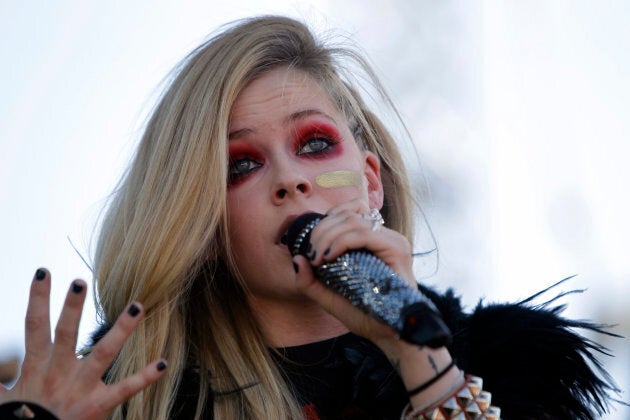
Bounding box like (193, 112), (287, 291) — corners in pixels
(226, 67), (383, 303)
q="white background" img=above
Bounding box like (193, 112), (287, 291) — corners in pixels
(1, 1), (628, 417)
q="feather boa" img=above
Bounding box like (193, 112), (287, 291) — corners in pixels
(419, 278), (621, 419)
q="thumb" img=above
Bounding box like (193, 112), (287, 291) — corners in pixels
(292, 255), (317, 294)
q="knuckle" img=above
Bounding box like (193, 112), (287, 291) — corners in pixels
(96, 399), (110, 415)
(25, 314), (46, 331)
(91, 341), (117, 363)
(117, 313), (136, 331)
(25, 345), (49, 360)
(30, 283), (48, 298)
(54, 325), (76, 344)
(64, 294), (84, 309)
(19, 361), (40, 378)
(116, 380), (135, 400)
(400, 239), (412, 256)
(401, 236), (412, 250)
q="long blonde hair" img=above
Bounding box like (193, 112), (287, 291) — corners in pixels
(93, 15), (415, 419)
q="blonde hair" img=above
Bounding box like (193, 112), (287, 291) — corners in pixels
(93, 15), (415, 419)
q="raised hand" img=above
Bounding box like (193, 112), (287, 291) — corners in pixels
(0, 269), (167, 419)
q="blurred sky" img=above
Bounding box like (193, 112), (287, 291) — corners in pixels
(1, 1), (628, 416)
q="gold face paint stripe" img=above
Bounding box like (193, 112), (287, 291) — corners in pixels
(315, 170), (361, 188)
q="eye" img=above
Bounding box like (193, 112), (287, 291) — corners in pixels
(297, 137), (334, 155)
(228, 158), (262, 181)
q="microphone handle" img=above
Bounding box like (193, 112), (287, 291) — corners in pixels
(291, 215), (451, 348)
(315, 250), (451, 348)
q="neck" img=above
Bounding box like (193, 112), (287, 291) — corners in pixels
(248, 295), (349, 347)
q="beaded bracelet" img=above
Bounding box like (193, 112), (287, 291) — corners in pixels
(401, 374), (501, 419)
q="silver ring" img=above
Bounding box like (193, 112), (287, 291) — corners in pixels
(363, 208), (384, 231)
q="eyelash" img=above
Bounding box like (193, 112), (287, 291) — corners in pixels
(227, 133), (339, 184)
(228, 156), (263, 184)
(296, 135), (337, 156)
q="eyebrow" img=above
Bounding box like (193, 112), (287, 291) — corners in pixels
(228, 109), (338, 140)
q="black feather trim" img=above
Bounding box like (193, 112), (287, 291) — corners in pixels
(421, 278), (622, 419)
(87, 279), (622, 419)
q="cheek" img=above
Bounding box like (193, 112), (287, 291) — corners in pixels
(227, 196), (257, 254)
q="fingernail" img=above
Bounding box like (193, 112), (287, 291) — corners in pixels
(157, 360), (167, 371)
(72, 281), (84, 293)
(35, 269), (46, 281)
(306, 242), (312, 254)
(127, 303), (140, 317)
(310, 250), (317, 261)
(323, 247), (330, 257)
(292, 262), (299, 273)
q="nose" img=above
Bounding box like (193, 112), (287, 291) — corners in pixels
(272, 168), (313, 204)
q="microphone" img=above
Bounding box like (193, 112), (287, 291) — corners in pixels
(287, 212), (452, 348)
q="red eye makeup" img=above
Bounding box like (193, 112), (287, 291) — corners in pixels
(293, 121), (343, 159)
(227, 143), (264, 186)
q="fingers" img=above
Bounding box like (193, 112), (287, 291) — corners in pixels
(100, 359), (167, 412)
(84, 305), (167, 414)
(24, 268), (52, 361)
(324, 198), (370, 218)
(52, 280), (87, 358)
(310, 208), (415, 287)
(312, 211), (410, 263)
(83, 302), (145, 380)
(9, 270), (168, 418)
(310, 211), (368, 260)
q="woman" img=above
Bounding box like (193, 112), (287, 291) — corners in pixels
(0, 16), (618, 419)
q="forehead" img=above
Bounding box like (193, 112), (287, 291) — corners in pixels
(229, 67), (342, 127)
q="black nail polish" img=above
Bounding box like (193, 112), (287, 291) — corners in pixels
(323, 247), (330, 257)
(157, 361), (167, 371)
(72, 282), (84, 293)
(35, 269), (46, 281)
(127, 303), (140, 317)
(306, 242), (312, 254)
(310, 250), (317, 261)
(292, 262), (299, 273)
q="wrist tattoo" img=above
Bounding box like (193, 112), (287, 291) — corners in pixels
(428, 354), (438, 375)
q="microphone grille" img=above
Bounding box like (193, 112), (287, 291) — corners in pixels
(286, 212), (324, 256)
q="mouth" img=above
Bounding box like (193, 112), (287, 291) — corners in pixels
(276, 211), (315, 247)
(276, 215), (298, 247)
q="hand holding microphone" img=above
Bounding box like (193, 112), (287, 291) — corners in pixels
(287, 212), (452, 348)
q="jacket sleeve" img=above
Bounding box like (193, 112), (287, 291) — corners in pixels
(419, 279), (621, 420)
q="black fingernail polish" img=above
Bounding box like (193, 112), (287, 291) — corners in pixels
(310, 250), (317, 261)
(306, 242), (312, 254)
(35, 269), (46, 281)
(157, 361), (167, 371)
(292, 262), (299, 273)
(128, 303), (140, 317)
(72, 282), (84, 293)
(323, 247), (330, 257)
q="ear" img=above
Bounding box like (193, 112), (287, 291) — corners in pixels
(363, 150), (384, 210)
